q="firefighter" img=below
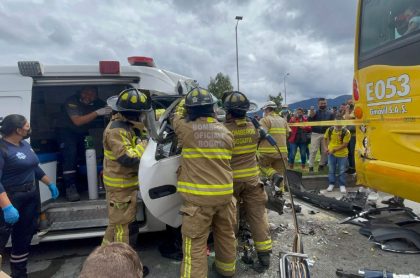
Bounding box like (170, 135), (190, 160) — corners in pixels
(258, 101), (290, 192)
(222, 91), (272, 272)
(172, 88), (236, 278)
(101, 88), (151, 246)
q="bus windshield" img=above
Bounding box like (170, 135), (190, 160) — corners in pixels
(359, 0), (420, 58)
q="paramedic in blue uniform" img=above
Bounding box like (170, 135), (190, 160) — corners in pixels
(60, 86), (111, 201)
(0, 114), (59, 278)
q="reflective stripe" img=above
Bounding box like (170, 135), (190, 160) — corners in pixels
(269, 127), (286, 134)
(115, 224), (124, 242)
(119, 130), (144, 158)
(63, 170), (76, 174)
(255, 239), (272, 251)
(104, 149), (116, 160)
(259, 166), (277, 177)
(103, 175), (138, 188)
(232, 144), (257, 155)
(101, 238), (110, 246)
(182, 237), (192, 278)
(258, 146), (288, 153)
(11, 253), (29, 259)
(233, 166), (259, 179)
(177, 181), (233, 196)
(214, 259), (236, 272)
(182, 148), (232, 159)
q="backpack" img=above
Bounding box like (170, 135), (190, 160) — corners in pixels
(327, 126), (348, 143)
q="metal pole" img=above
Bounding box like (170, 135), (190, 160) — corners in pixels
(283, 73), (289, 105)
(236, 22), (239, 91)
(235, 16), (242, 91)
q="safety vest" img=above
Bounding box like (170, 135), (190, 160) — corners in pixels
(173, 115), (234, 206)
(103, 113), (146, 188)
(258, 112), (289, 154)
(224, 118), (259, 182)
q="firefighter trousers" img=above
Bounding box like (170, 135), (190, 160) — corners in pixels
(180, 200), (236, 278)
(258, 153), (288, 191)
(102, 186), (138, 245)
(234, 179), (272, 253)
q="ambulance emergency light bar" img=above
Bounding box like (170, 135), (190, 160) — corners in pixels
(127, 56), (156, 67)
(18, 61), (44, 77)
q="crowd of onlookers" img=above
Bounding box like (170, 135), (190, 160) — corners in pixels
(274, 98), (356, 193)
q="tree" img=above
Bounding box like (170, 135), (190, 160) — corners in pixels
(268, 92), (283, 111)
(208, 72), (234, 99)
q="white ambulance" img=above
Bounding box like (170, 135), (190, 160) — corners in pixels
(0, 57), (187, 244)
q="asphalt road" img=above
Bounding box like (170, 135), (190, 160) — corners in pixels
(1, 193), (420, 278)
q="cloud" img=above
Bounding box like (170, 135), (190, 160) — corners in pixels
(0, 0), (357, 106)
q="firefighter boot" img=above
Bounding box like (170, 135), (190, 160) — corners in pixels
(252, 252), (270, 273)
(66, 184), (80, 202)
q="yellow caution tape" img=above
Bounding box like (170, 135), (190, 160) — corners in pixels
(288, 117), (419, 127)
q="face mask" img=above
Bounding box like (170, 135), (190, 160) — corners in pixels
(22, 128), (32, 140)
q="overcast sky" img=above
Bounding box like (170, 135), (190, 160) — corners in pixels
(0, 0), (357, 105)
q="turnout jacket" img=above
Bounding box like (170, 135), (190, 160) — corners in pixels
(224, 118), (259, 183)
(258, 112), (289, 155)
(103, 113), (146, 188)
(173, 114), (234, 207)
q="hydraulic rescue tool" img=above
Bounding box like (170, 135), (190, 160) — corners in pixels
(250, 117), (310, 278)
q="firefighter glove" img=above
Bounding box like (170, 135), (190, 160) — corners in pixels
(48, 183), (59, 200)
(2, 204), (19, 224)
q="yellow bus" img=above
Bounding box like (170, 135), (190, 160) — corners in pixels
(354, 0), (420, 202)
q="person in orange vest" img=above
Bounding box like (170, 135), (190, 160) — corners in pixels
(172, 87), (236, 278)
(222, 91), (272, 272)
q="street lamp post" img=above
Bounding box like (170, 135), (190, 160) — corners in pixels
(235, 16), (243, 91)
(283, 72), (290, 105)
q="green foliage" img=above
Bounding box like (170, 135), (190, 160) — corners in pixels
(268, 92), (283, 112)
(208, 72), (234, 99)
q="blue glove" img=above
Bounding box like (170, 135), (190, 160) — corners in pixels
(48, 183), (59, 200)
(3, 204), (19, 224)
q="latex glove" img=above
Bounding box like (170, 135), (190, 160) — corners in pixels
(3, 204), (19, 224)
(48, 183), (59, 200)
(96, 106), (112, 116)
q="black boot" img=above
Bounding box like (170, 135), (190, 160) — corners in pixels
(252, 252), (270, 273)
(142, 265), (150, 277)
(272, 173), (283, 188)
(66, 184), (80, 202)
(10, 261), (28, 278)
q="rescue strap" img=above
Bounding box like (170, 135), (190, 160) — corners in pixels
(177, 181), (233, 196)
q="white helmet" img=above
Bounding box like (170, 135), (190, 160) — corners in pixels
(261, 101), (277, 110)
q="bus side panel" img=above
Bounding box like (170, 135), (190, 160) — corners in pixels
(355, 65), (420, 202)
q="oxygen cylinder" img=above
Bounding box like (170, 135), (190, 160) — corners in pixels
(85, 136), (98, 200)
